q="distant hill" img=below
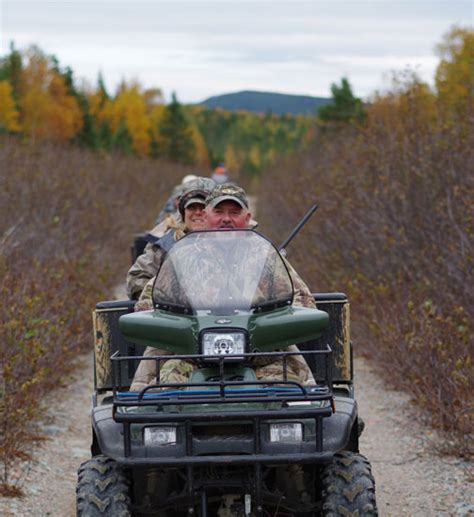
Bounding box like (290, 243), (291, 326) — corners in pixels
(198, 90), (331, 115)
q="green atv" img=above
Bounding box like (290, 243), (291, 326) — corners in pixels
(77, 229), (377, 516)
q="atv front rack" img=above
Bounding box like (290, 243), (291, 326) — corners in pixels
(111, 346), (333, 404)
(110, 347), (334, 458)
(107, 348), (336, 515)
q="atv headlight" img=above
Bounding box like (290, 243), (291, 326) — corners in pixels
(144, 426), (177, 446)
(269, 423), (303, 443)
(201, 331), (246, 358)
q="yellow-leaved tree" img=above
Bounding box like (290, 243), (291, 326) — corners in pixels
(19, 46), (83, 141)
(97, 81), (152, 156)
(224, 144), (240, 175)
(190, 125), (210, 168)
(0, 80), (20, 132)
(47, 74), (84, 140)
(146, 89), (167, 157)
(248, 145), (261, 172)
(435, 26), (474, 119)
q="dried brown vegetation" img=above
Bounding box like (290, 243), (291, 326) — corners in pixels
(258, 64), (473, 455)
(0, 137), (190, 493)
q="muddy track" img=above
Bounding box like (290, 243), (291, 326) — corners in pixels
(1, 350), (472, 517)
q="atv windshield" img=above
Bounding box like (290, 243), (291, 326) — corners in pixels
(152, 230), (293, 314)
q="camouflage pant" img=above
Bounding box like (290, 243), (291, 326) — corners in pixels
(130, 345), (315, 391)
(252, 345), (316, 385)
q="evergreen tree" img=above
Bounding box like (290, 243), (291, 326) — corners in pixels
(149, 135), (161, 159)
(158, 92), (195, 164)
(98, 120), (114, 150)
(318, 77), (365, 124)
(76, 94), (99, 149)
(97, 72), (109, 102)
(111, 119), (133, 154)
(60, 66), (77, 97)
(0, 42), (23, 102)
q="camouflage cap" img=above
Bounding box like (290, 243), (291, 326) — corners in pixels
(178, 177), (216, 217)
(205, 184), (249, 209)
(172, 183), (187, 199)
(172, 176), (215, 200)
(181, 176), (216, 196)
(179, 191), (207, 215)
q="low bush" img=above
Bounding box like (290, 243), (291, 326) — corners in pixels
(258, 70), (473, 456)
(0, 137), (191, 493)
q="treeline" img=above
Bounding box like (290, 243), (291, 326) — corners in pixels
(0, 141), (193, 494)
(258, 26), (473, 454)
(190, 106), (315, 176)
(0, 44), (314, 175)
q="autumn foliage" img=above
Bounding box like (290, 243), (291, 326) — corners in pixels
(0, 45), (314, 175)
(258, 27), (473, 455)
(0, 139), (194, 492)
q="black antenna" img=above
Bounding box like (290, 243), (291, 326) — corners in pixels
(279, 204), (318, 252)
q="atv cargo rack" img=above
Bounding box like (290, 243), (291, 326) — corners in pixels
(110, 347), (335, 465)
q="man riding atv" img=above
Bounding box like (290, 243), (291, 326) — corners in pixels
(131, 184), (316, 391)
(78, 186), (377, 516)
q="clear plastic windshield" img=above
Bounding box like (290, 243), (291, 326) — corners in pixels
(152, 230), (293, 314)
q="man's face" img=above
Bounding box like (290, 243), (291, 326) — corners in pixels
(184, 202), (207, 230)
(205, 200), (251, 229)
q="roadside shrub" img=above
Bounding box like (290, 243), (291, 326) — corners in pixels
(0, 137), (191, 493)
(258, 69), (473, 456)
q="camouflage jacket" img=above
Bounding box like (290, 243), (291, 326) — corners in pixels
(126, 215), (185, 300)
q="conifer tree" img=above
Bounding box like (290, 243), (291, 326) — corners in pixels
(0, 42), (22, 102)
(318, 77), (365, 124)
(111, 119), (133, 154)
(97, 72), (109, 102)
(98, 120), (113, 150)
(158, 92), (195, 164)
(77, 94), (100, 149)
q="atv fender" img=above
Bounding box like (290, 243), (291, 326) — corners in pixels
(91, 405), (125, 460)
(322, 396), (358, 453)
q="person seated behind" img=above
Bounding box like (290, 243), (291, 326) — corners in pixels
(211, 163), (229, 185)
(126, 177), (215, 300)
(130, 184), (316, 391)
(155, 174), (198, 224)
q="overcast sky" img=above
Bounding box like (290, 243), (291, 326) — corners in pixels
(1, 0), (472, 103)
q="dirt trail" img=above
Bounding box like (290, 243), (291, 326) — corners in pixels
(0, 353), (93, 517)
(356, 359), (472, 516)
(1, 350), (472, 517)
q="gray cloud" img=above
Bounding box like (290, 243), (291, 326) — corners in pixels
(1, 0), (471, 101)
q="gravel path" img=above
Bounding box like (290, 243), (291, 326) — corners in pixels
(356, 359), (472, 516)
(0, 353), (93, 517)
(1, 354), (472, 516)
